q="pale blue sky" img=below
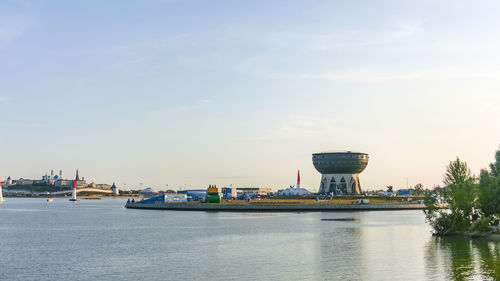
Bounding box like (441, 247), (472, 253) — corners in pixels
(1, 0), (500, 191)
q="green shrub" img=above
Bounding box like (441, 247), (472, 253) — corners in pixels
(469, 217), (492, 234)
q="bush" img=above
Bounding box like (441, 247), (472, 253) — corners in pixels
(469, 217), (493, 234)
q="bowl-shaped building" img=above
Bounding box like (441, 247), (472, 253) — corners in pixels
(312, 151), (369, 195)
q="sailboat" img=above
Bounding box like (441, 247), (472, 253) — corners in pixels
(69, 171), (80, 202)
(0, 177), (5, 203)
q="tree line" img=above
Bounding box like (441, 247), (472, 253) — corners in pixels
(424, 146), (500, 235)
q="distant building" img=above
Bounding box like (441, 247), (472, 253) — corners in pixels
(277, 170), (312, 196)
(5, 169), (116, 192)
(221, 187), (236, 199)
(17, 178), (34, 186)
(139, 188), (156, 197)
(41, 169), (63, 185)
(236, 187), (271, 196)
(111, 183), (119, 195)
(88, 183), (111, 190)
(53, 171), (86, 188)
(54, 180), (74, 188)
(313, 151), (369, 195)
(397, 189), (411, 196)
(74, 169), (86, 188)
(277, 187), (311, 196)
(177, 189), (207, 201)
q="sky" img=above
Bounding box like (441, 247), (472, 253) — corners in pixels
(1, 0), (500, 191)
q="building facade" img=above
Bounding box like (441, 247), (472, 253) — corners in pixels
(313, 151), (369, 195)
(236, 187), (271, 196)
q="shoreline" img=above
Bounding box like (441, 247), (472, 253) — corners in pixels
(433, 232), (500, 241)
(3, 195), (141, 199)
(125, 202), (426, 212)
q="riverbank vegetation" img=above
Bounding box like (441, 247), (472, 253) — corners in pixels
(424, 147), (500, 236)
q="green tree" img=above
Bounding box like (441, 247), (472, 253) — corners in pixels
(443, 157), (473, 186)
(478, 147), (500, 219)
(488, 148), (500, 177)
(424, 157), (478, 235)
(413, 183), (424, 196)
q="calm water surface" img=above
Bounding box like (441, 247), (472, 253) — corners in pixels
(0, 198), (498, 281)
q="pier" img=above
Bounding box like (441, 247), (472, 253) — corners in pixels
(125, 202), (426, 212)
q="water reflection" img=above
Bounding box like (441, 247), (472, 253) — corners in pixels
(426, 236), (500, 280)
(317, 213), (362, 280)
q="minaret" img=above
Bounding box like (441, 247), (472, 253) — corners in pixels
(297, 170), (301, 189)
(59, 170), (62, 178)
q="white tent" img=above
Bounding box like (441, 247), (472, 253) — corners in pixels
(278, 187), (312, 196)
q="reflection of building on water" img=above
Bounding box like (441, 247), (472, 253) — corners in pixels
(317, 217), (362, 279)
(313, 151), (369, 195)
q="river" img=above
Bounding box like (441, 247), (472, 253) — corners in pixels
(0, 198), (498, 280)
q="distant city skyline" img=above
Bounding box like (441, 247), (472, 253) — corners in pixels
(1, 0), (500, 191)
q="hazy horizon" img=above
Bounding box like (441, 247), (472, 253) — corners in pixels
(2, 0), (500, 191)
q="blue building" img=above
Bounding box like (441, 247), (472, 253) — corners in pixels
(397, 189), (411, 196)
(221, 187), (236, 199)
(178, 190), (207, 201)
(141, 194), (165, 204)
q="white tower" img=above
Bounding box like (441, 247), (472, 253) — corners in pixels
(69, 170), (80, 201)
(71, 180), (77, 200)
(297, 170), (301, 189)
(0, 177), (5, 202)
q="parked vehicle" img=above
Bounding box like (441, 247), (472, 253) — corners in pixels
(356, 199), (370, 205)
